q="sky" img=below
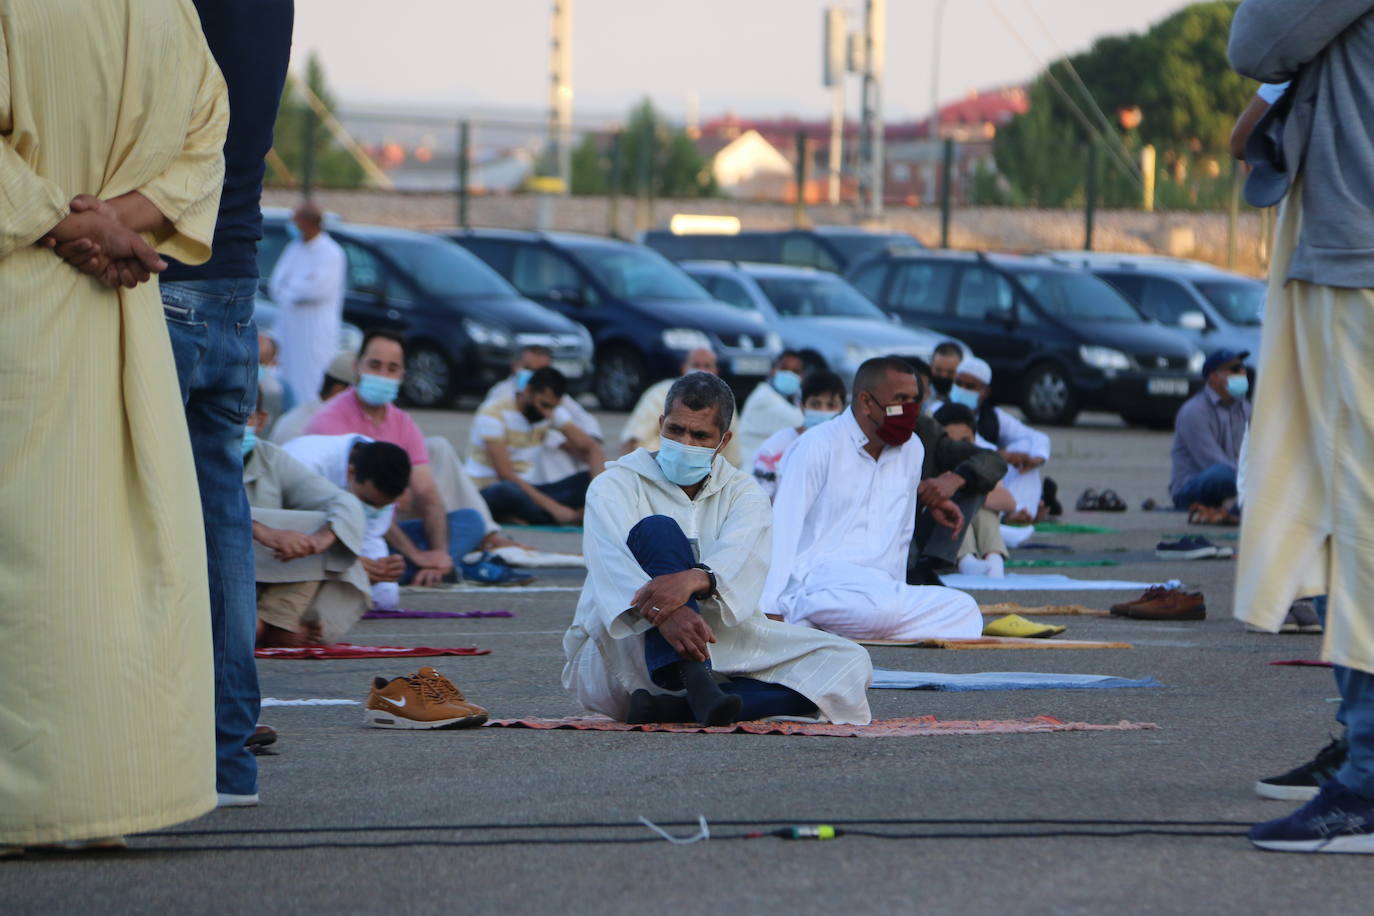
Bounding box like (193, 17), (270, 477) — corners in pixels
(291, 0), (1198, 124)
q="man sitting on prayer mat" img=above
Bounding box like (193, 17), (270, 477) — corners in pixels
(762, 356), (984, 641)
(563, 372), (873, 726)
(619, 347), (744, 467)
(483, 343), (605, 484)
(737, 350), (807, 466)
(936, 403), (1017, 578)
(242, 400), (372, 648)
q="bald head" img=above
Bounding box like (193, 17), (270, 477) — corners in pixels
(293, 201), (324, 241)
(681, 347), (718, 376)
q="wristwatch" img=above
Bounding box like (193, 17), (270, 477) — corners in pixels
(691, 563), (717, 600)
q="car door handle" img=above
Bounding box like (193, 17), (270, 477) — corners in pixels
(386, 309), (401, 320)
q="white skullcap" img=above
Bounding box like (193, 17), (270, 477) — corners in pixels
(957, 356), (992, 385)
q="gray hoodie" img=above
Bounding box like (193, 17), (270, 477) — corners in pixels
(1230, 0), (1374, 288)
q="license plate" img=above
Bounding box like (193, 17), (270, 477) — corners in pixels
(553, 360), (584, 379)
(732, 355), (772, 376)
(1147, 377), (1189, 397)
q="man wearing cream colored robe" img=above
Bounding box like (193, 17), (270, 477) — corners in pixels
(1, 0), (227, 848)
(564, 372), (872, 726)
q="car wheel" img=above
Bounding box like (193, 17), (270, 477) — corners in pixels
(594, 346), (646, 411)
(402, 344), (455, 409)
(1021, 363), (1080, 426)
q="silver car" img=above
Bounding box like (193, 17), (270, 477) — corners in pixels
(681, 261), (959, 388)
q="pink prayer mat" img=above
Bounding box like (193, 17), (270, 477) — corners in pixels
(1267, 659), (1334, 668)
(856, 636), (1133, 650)
(362, 609), (513, 620)
(482, 715), (1158, 738)
(255, 643), (489, 659)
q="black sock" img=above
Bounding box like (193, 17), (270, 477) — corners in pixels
(626, 689), (694, 724)
(676, 661), (741, 726)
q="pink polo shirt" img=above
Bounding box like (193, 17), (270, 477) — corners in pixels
(302, 389), (430, 466)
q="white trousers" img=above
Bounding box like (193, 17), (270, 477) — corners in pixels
(1003, 466), (1043, 515)
(790, 561), (983, 641)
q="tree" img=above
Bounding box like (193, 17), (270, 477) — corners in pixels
(268, 53), (365, 189)
(992, 1), (1254, 209)
(569, 99), (715, 198)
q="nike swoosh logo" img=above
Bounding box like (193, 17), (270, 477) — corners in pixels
(381, 696), (407, 708)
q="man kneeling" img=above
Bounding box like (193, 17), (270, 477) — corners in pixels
(563, 372), (873, 726)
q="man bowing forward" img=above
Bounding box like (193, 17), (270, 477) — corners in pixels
(563, 372), (872, 726)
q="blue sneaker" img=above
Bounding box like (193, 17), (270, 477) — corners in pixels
(460, 553), (533, 587)
(1155, 536), (1219, 560)
(1250, 780), (1374, 853)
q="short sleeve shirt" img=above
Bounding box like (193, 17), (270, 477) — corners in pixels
(464, 396), (573, 485)
(302, 388), (430, 466)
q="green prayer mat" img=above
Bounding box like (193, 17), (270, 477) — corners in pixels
(1005, 558), (1120, 569)
(515, 525), (585, 534)
(1020, 522), (1119, 535)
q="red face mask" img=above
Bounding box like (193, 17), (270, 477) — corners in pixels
(867, 396), (920, 446)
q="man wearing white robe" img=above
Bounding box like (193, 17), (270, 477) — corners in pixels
(763, 357), (984, 641)
(564, 372), (872, 726)
(620, 347), (744, 467)
(268, 202), (346, 405)
(737, 351), (806, 466)
(947, 357), (1051, 521)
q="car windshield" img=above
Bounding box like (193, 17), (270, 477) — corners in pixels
(823, 232), (921, 262)
(1195, 279), (1265, 326)
(753, 274), (887, 319)
(1009, 268), (1143, 322)
(371, 235), (516, 299)
(571, 245), (710, 300)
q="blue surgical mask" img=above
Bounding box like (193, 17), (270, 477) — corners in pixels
(655, 436), (722, 487)
(803, 408), (839, 429)
(285, 222), (302, 241)
(362, 502), (385, 521)
(241, 426), (257, 458)
(257, 365), (268, 383)
(356, 373), (400, 407)
(515, 368), (534, 391)
(1226, 374), (1250, 399)
(948, 385), (980, 409)
(771, 370), (802, 398)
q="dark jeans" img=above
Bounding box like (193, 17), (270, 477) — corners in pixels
(161, 278), (260, 797)
(397, 509), (487, 583)
(627, 515), (817, 720)
(1172, 463), (1237, 509)
(911, 490), (985, 574)
(1312, 596), (1374, 799)
(481, 471), (591, 526)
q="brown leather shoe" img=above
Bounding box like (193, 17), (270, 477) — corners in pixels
(1111, 585), (1174, 616)
(1120, 589), (1206, 621)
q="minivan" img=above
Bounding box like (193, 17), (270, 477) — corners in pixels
(642, 226), (924, 274)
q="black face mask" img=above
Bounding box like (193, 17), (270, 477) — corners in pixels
(521, 404), (546, 425)
(930, 376), (953, 398)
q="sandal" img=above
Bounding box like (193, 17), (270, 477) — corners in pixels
(1098, 489), (1127, 512)
(1075, 488), (1099, 511)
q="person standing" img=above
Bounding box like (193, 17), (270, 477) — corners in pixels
(157, 0), (295, 808)
(269, 201), (346, 404)
(1, 0), (229, 851)
(1230, 0), (1374, 854)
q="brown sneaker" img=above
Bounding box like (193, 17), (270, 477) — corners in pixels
(365, 666), (489, 730)
(1110, 585), (1173, 616)
(1120, 589), (1206, 621)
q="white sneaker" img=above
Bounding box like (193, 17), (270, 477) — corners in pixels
(216, 792), (259, 808)
(984, 554), (1006, 578)
(957, 555), (991, 576)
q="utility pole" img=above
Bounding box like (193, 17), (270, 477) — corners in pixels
(548, 0), (573, 194)
(859, 0), (885, 220)
(823, 7), (846, 206)
(928, 0), (946, 143)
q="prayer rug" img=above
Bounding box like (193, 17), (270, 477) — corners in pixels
(362, 609), (513, 620)
(254, 643), (490, 659)
(870, 668), (1162, 691)
(482, 715), (1159, 737)
(856, 636), (1133, 650)
(980, 602), (1110, 617)
(402, 584), (582, 595)
(261, 698), (360, 707)
(1033, 522), (1120, 535)
(1267, 659), (1334, 668)
(513, 525), (584, 534)
(1005, 558), (1120, 569)
(486, 546), (585, 568)
(941, 573), (1156, 592)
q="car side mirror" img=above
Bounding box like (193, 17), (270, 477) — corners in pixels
(1178, 310), (1208, 331)
(986, 307), (1015, 326)
(357, 285), (387, 305)
(549, 285), (585, 306)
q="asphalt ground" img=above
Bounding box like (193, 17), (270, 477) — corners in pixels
(7, 409), (1373, 914)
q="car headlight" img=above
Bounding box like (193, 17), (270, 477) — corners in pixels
(844, 342), (870, 367)
(1078, 345), (1133, 371)
(463, 318), (512, 348)
(1188, 349), (1205, 375)
(661, 328), (713, 351)
(764, 332), (784, 353)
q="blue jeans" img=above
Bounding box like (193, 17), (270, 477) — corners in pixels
(1312, 597), (1374, 799)
(1172, 463), (1237, 509)
(481, 471), (591, 526)
(161, 278), (260, 797)
(397, 509), (487, 583)
(627, 515), (816, 720)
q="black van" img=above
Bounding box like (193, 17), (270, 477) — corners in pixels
(444, 229), (781, 410)
(642, 226), (923, 274)
(846, 250), (1204, 426)
(258, 212), (593, 408)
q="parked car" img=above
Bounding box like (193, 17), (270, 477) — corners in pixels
(846, 250), (1204, 426)
(257, 212), (593, 408)
(1035, 252), (1264, 367)
(642, 226), (924, 274)
(679, 260), (956, 390)
(443, 229), (782, 410)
